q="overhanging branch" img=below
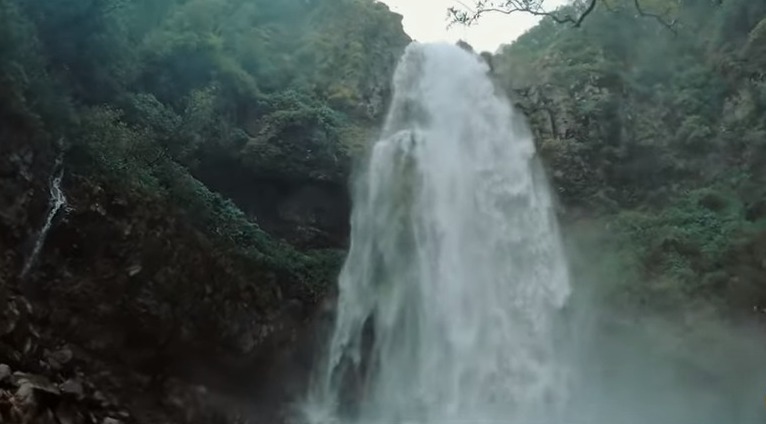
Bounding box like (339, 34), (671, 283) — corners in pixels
(450, 0), (677, 33)
(633, 0), (678, 34)
(449, 0), (597, 27)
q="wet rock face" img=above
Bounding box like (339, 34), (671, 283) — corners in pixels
(0, 295), (36, 365)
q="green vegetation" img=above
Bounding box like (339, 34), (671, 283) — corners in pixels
(0, 0), (408, 296)
(3, 0), (763, 332)
(496, 0), (766, 317)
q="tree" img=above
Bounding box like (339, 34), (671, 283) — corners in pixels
(449, 0), (679, 32)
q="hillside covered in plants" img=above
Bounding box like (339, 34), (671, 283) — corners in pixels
(495, 0), (766, 322)
(0, 0), (408, 422)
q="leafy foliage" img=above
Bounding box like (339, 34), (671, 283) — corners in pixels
(499, 0), (766, 316)
(0, 0), (408, 300)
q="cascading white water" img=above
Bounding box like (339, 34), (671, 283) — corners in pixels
(303, 42), (572, 424)
(20, 154), (68, 279)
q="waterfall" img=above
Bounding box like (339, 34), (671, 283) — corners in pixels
(303, 42), (572, 424)
(20, 153), (68, 279)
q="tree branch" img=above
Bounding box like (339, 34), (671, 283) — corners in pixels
(633, 0), (678, 34)
(449, 0), (597, 27)
(450, 0), (677, 33)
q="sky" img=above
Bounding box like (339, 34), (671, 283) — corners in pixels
(378, 0), (567, 53)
